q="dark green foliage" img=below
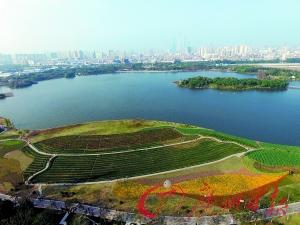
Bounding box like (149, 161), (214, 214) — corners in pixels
(247, 148), (300, 167)
(177, 76), (289, 90)
(37, 128), (182, 153)
(0, 200), (15, 220)
(31, 139), (245, 183)
(176, 127), (259, 148)
(0, 199), (58, 225)
(232, 65), (300, 79)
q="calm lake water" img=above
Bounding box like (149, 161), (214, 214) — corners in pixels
(0, 71), (300, 146)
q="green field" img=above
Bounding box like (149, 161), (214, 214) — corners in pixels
(34, 127), (189, 154)
(28, 138), (245, 183)
(176, 127), (260, 148)
(29, 119), (191, 142)
(0, 129), (20, 140)
(0, 140), (26, 157)
(247, 143), (300, 167)
(20, 119), (300, 185)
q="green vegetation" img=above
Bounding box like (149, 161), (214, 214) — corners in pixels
(176, 76), (289, 91)
(247, 143), (300, 167)
(29, 119), (189, 142)
(177, 127), (260, 148)
(0, 116), (14, 128)
(0, 129), (20, 140)
(1, 62), (218, 88)
(22, 147), (51, 180)
(0, 199), (65, 225)
(29, 139), (245, 183)
(36, 128), (184, 154)
(1, 62), (300, 90)
(0, 140), (26, 157)
(0, 139), (26, 192)
(276, 213), (300, 225)
(232, 65), (300, 80)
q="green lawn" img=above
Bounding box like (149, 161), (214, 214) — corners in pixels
(0, 129), (20, 140)
(30, 119), (189, 142)
(0, 140), (26, 157)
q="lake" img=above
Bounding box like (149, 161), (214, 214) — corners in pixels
(0, 71), (300, 146)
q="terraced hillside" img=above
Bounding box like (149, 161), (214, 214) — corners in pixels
(22, 147), (51, 180)
(247, 143), (300, 167)
(25, 138), (246, 183)
(34, 128), (190, 154)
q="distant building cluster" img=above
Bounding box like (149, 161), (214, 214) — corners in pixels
(1, 46), (300, 66)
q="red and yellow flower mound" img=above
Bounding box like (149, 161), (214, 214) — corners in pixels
(179, 174), (285, 197)
(113, 174), (286, 200)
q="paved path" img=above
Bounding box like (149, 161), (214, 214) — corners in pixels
(25, 135), (258, 186)
(1, 193), (300, 225)
(26, 154), (57, 184)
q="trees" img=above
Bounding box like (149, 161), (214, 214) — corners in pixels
(176, 76), (289, 91)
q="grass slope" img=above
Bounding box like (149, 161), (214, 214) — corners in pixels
(29, 119), (190, 143)
(35, 128), (184, 153)
(0, 140), (26, 157)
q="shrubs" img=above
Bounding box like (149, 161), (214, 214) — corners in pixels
(176, 76), (289, 91)
(30, 139), (245, 183)
(38, 128), (182, 152)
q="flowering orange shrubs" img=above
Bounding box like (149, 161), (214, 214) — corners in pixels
(113, 174), (285, 201)
(113, 181), (148, 200)
(178, 174), (285, 197)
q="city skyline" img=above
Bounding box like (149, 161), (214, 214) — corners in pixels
(1, 45), (300, 66)
(1, 0), (300, 53)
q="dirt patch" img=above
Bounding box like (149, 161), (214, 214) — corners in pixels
(5, 150), (33, 171)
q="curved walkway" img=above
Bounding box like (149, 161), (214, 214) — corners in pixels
(24, 135), (259, 186)
(25, 154), (57, 185)
(0, 193), (298, 225)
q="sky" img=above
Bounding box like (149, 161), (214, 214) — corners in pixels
(0, 0), (300, 53)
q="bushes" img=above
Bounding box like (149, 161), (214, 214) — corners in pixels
(247, 149), (300, 167)
(36, 128), (183, 153)
(31, 139), (245, 183)
(176, 76), (289, 90)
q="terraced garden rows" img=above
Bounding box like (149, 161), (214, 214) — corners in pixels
(30, 139), (246, 183)
(39, 128), (182, 150)
(22, 146), (51, 180)
(177, 127), (260, 148)
(34, 135), (196, 154)
(247, 149), (300, 167)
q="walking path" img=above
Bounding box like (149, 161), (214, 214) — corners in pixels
(1, 193), (299, 225)
(26, 154), (57, 184)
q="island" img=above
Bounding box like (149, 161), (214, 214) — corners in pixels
(175, 76), (289, 91)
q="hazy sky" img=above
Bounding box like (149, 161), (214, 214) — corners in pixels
(0, 0), (300, 53)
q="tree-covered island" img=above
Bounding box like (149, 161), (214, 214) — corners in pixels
(175, 76), (289, 91)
